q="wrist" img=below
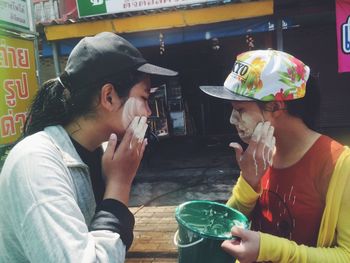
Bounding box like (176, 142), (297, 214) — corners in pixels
(244, 177), (261, 193)
(104, 180), (132, 205)
(252, 182), (261, 193)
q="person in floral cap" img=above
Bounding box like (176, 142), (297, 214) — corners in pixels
(200, 49), (350, 262)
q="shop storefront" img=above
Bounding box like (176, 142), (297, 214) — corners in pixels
(35, 0), (350, 142)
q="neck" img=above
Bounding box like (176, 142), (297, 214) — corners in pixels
(273, 116), (320, 169)
(64, 118), (106, 151)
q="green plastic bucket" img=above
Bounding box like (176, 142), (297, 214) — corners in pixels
(174, 200), (249, 263)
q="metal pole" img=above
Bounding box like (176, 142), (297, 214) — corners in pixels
(276, 18), (283, 51)
(52, 41), (61, 77)
(33, 37), (41, 86)
(28, 0), (42, 87)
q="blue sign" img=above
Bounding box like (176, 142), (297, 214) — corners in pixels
(342, 16), (350, 54)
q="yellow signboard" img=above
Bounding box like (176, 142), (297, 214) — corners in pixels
(0, 35), (38, 145)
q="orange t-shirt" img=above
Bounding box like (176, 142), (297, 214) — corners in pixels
(251, 135), (344, 246)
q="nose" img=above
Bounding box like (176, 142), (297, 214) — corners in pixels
(230, 109), (240, 125)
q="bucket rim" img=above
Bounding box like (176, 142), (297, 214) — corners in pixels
(175, 200), (249, 241)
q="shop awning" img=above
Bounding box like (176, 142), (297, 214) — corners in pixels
(43, 0), (273, 41)
(42, 16), (294, 57)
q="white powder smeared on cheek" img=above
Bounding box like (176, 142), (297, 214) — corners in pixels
(121, 97), (149, 129)
(238, 112), (259, 140)
(230, 106), (264, 143)
(121, 98), (137, 129)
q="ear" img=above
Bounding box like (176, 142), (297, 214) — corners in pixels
(100, 83), (121, 111)
(264, 101), (284, 111)
(266, 101), (286, 116)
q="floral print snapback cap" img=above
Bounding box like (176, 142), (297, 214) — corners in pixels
(200, 49), (310, 101)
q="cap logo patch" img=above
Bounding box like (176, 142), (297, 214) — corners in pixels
(232, 61), (250, 80)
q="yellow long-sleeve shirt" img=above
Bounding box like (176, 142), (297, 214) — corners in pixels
(227, 146), (350, 262)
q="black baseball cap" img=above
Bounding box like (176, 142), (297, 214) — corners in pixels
(64, 32), (178, 86)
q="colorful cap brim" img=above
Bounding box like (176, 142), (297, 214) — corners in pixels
(138, 63), (178, 76)
(200, 86), (254, 101)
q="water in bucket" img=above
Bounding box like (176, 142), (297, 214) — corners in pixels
(174, 200), (249, 263)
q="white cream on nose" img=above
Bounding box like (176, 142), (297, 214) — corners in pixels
(230, 108), (240, 125)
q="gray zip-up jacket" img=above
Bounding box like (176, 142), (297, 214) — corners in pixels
(0, 125), (133, 263)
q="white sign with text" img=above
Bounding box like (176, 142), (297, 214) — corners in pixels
(77, 0), (215, 18)
(0, 0), (29, 29)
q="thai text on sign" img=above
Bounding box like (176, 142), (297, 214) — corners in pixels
(0, 35), (37, 145)
(77, 0), (213, 18)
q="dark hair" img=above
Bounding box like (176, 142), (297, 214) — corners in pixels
(259, 74), (320, 130)
(284, 74), (320, 130)
(23, 70), (145, 137)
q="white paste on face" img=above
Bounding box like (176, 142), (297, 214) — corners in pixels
(121, 97), (146, 130)
(230, 108), (240, 125)
(230, 108), (262, 143)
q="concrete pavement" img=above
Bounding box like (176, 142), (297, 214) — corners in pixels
(130, 135), (240, 207)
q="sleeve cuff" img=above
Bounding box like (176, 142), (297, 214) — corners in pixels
(90, 199), (135, 250)
(233, 175), (262, 203)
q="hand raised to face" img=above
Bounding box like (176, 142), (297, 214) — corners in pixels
(102, 116), (148, 204)
(229, 121), (275, 191)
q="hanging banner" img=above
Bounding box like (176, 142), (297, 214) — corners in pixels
(0, 0), (30, 30)
(336, 0), (350, 73)
(0, 35), (38, 146)
(77, 0), (219, 18)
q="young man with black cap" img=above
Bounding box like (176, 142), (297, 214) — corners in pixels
(200, 50), (350, 262)
(0, 32), (177, 262)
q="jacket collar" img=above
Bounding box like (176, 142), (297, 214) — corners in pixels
(44, 125), (88, 168)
